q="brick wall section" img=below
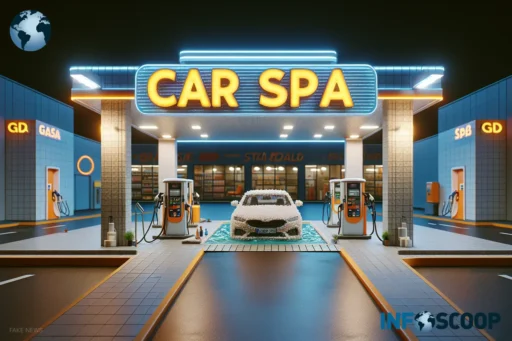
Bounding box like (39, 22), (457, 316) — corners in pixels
(382, 100), (414, 246)
(101, 100), (132, 246)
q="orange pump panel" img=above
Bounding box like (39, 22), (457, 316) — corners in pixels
(343, 182), (366, 235)
(168, 202), (184, 223)
(426, 182), (440, 204)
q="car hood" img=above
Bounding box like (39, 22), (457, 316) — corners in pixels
(232, 205), (301, 221)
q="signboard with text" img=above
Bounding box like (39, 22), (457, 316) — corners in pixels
(135, 65), (377, 116)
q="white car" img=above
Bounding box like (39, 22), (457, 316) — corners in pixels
(230, 189), (303, 240)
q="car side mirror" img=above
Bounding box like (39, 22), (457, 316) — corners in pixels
(231, 200), (239, 207)
(295, 200), (303, 207)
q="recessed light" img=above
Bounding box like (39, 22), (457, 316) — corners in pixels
(341, 169), (346, 172)
(313, 134), (322, 138)
(320, 167), (327, 171)
(192, 125), (201, 130)
(254, 167), (261, 171)
(200, 134), (208, 138)
(283, 125), (293, 130)
(277, 166), (284, 171)
(293, 167), (298, 171)
(229, 167), (235, 171)
(139, 125), (158, 130)
(324, 125), (335, 130)
(349, 135), (360, 138)
(266, 166), (273, 171)
(177, 168), (185, 172)
(280, 134), (288, 138)
(360, 125), (379, 129)
(213, 168), (217, 172)
(161, 134), (172, 138)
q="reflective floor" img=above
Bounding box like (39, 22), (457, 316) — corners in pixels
(153, 252), (398, 341)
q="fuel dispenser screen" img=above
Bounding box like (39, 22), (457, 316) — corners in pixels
(334, 183), (341, 199)
(168, 183), (182, 218)
(346, 183), (360, 217)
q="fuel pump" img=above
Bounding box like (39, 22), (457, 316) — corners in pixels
(52, 190), (70, 216)
(441, 191), (459, 218)
(323, 179), (343, 227)
(156, 178), (194, 239)
(337, 178), (367, 236)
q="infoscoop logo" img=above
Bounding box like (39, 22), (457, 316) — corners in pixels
(381, 311), (501, 333)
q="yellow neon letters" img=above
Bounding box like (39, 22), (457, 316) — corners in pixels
(482, 122), (503, 134)
(290, 69), (319, 108)
(211, 69), (239, 108)
(147, 69), (177, 107)
(7, 122), (29, 133)
(320, 69), (354, 108)
(259, 69), (287, 108)
(147, 67), (354, 109)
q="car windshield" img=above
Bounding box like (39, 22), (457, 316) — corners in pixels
(242, 194), (291, 206)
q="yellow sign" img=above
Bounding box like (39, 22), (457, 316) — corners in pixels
(77, 155), (95, 176)
(7, 122), (29, 134)
(482, 122), (503, 134)
(147, 68), (354, 109)
(455, 124), (472, 140)
(38, 124), (61, 140)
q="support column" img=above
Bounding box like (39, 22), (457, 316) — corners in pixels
(382, 100), (414, 246)
(344, 138), (363, 179)
(158, 138), (178, 223)
(101, 100), (132, 246)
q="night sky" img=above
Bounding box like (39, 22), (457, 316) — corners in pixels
(1, 5), (511, 144)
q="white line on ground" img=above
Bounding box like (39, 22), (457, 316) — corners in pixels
(500, 232), (512, 236)
(42, 225), (65, 230)
(498, 274), (512, 281)
(440, 224), (468, 229)
(0, 274), (35, 286)
(428, 223), (437, 226)
(0, 231), (16, 236)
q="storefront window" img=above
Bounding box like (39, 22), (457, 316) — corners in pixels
(364, 165), (383, 201)
(194, 165), (244, 200)
(252, 165), (298, 199)
(132, 165), (186, 201)
(305, 165), (344, 200)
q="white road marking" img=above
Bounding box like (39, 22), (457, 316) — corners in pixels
(43, 225), (65, 230)
(500, 232), (512, 236)
(440, 224), (468, 229)
(0, 274), (35, 286)
(498, 274), (512, 281)
(0, 231), (16, 236)
(428, 223), (437, 226)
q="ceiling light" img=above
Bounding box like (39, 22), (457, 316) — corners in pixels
(277, 166), (284, 171)
(132, 168), (139, 172)
(139, 125), (158, 130)
(212, 168), (217, 172)
(266, 166), (273, 171)
(283, 125), (293, 130)
(177, 168), (185, 172)
(366, 168), (376, 172)
(254, 167), (261, 171)
(341, 169), (345, 172)
(236, 167), (241, 171)
(229, 167), (235, 171)
(324, 125), (335, 130)
(360, 125), (379, 130)
(349, 135), (360, 139)
(71, 74), (100, 89)
(192, 125), (201, 130)
(305, 165), (317, 168)
(320, 167), (327, 171)
(376, 165), (383, 168)
(200, 134), (208, 138)
(310, 168), (318, 172)
(413, 74), (443, 89)
(161, 134), (172, 138)
(280, 134), (288, 138)
(293, 167), (298, 171)
(313, 134), (322, 138)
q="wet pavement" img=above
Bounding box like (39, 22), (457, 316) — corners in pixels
(152, 252), (398, 341)
(0, 266), (115, 341)
(416, 266), (512, 340)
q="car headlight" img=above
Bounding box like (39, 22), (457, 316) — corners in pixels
(233, 216), (245, 222)
(287, 216), (299, 222)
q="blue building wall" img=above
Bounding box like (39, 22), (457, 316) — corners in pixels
(0, 76), (74, 221)
(35, 121), (75, 220)
(74, 136), (101, 210)
(413, 135), (438, 210)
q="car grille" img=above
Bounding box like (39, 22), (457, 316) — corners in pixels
(247, 220), (286, 228)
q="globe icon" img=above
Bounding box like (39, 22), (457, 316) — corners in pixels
(10, 10), (51, 52)
(414, 311), (436, 332)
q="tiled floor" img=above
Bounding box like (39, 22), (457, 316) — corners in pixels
(4, 219), (510, 340)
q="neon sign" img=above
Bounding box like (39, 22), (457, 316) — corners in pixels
(38, 124), (61, 140)
(136, 64), (377, 116)
(77, 155), (94, 176)
(454, 124), (472, 140)
(481, 122), (503, 134)
(7, 122), (29, 134)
